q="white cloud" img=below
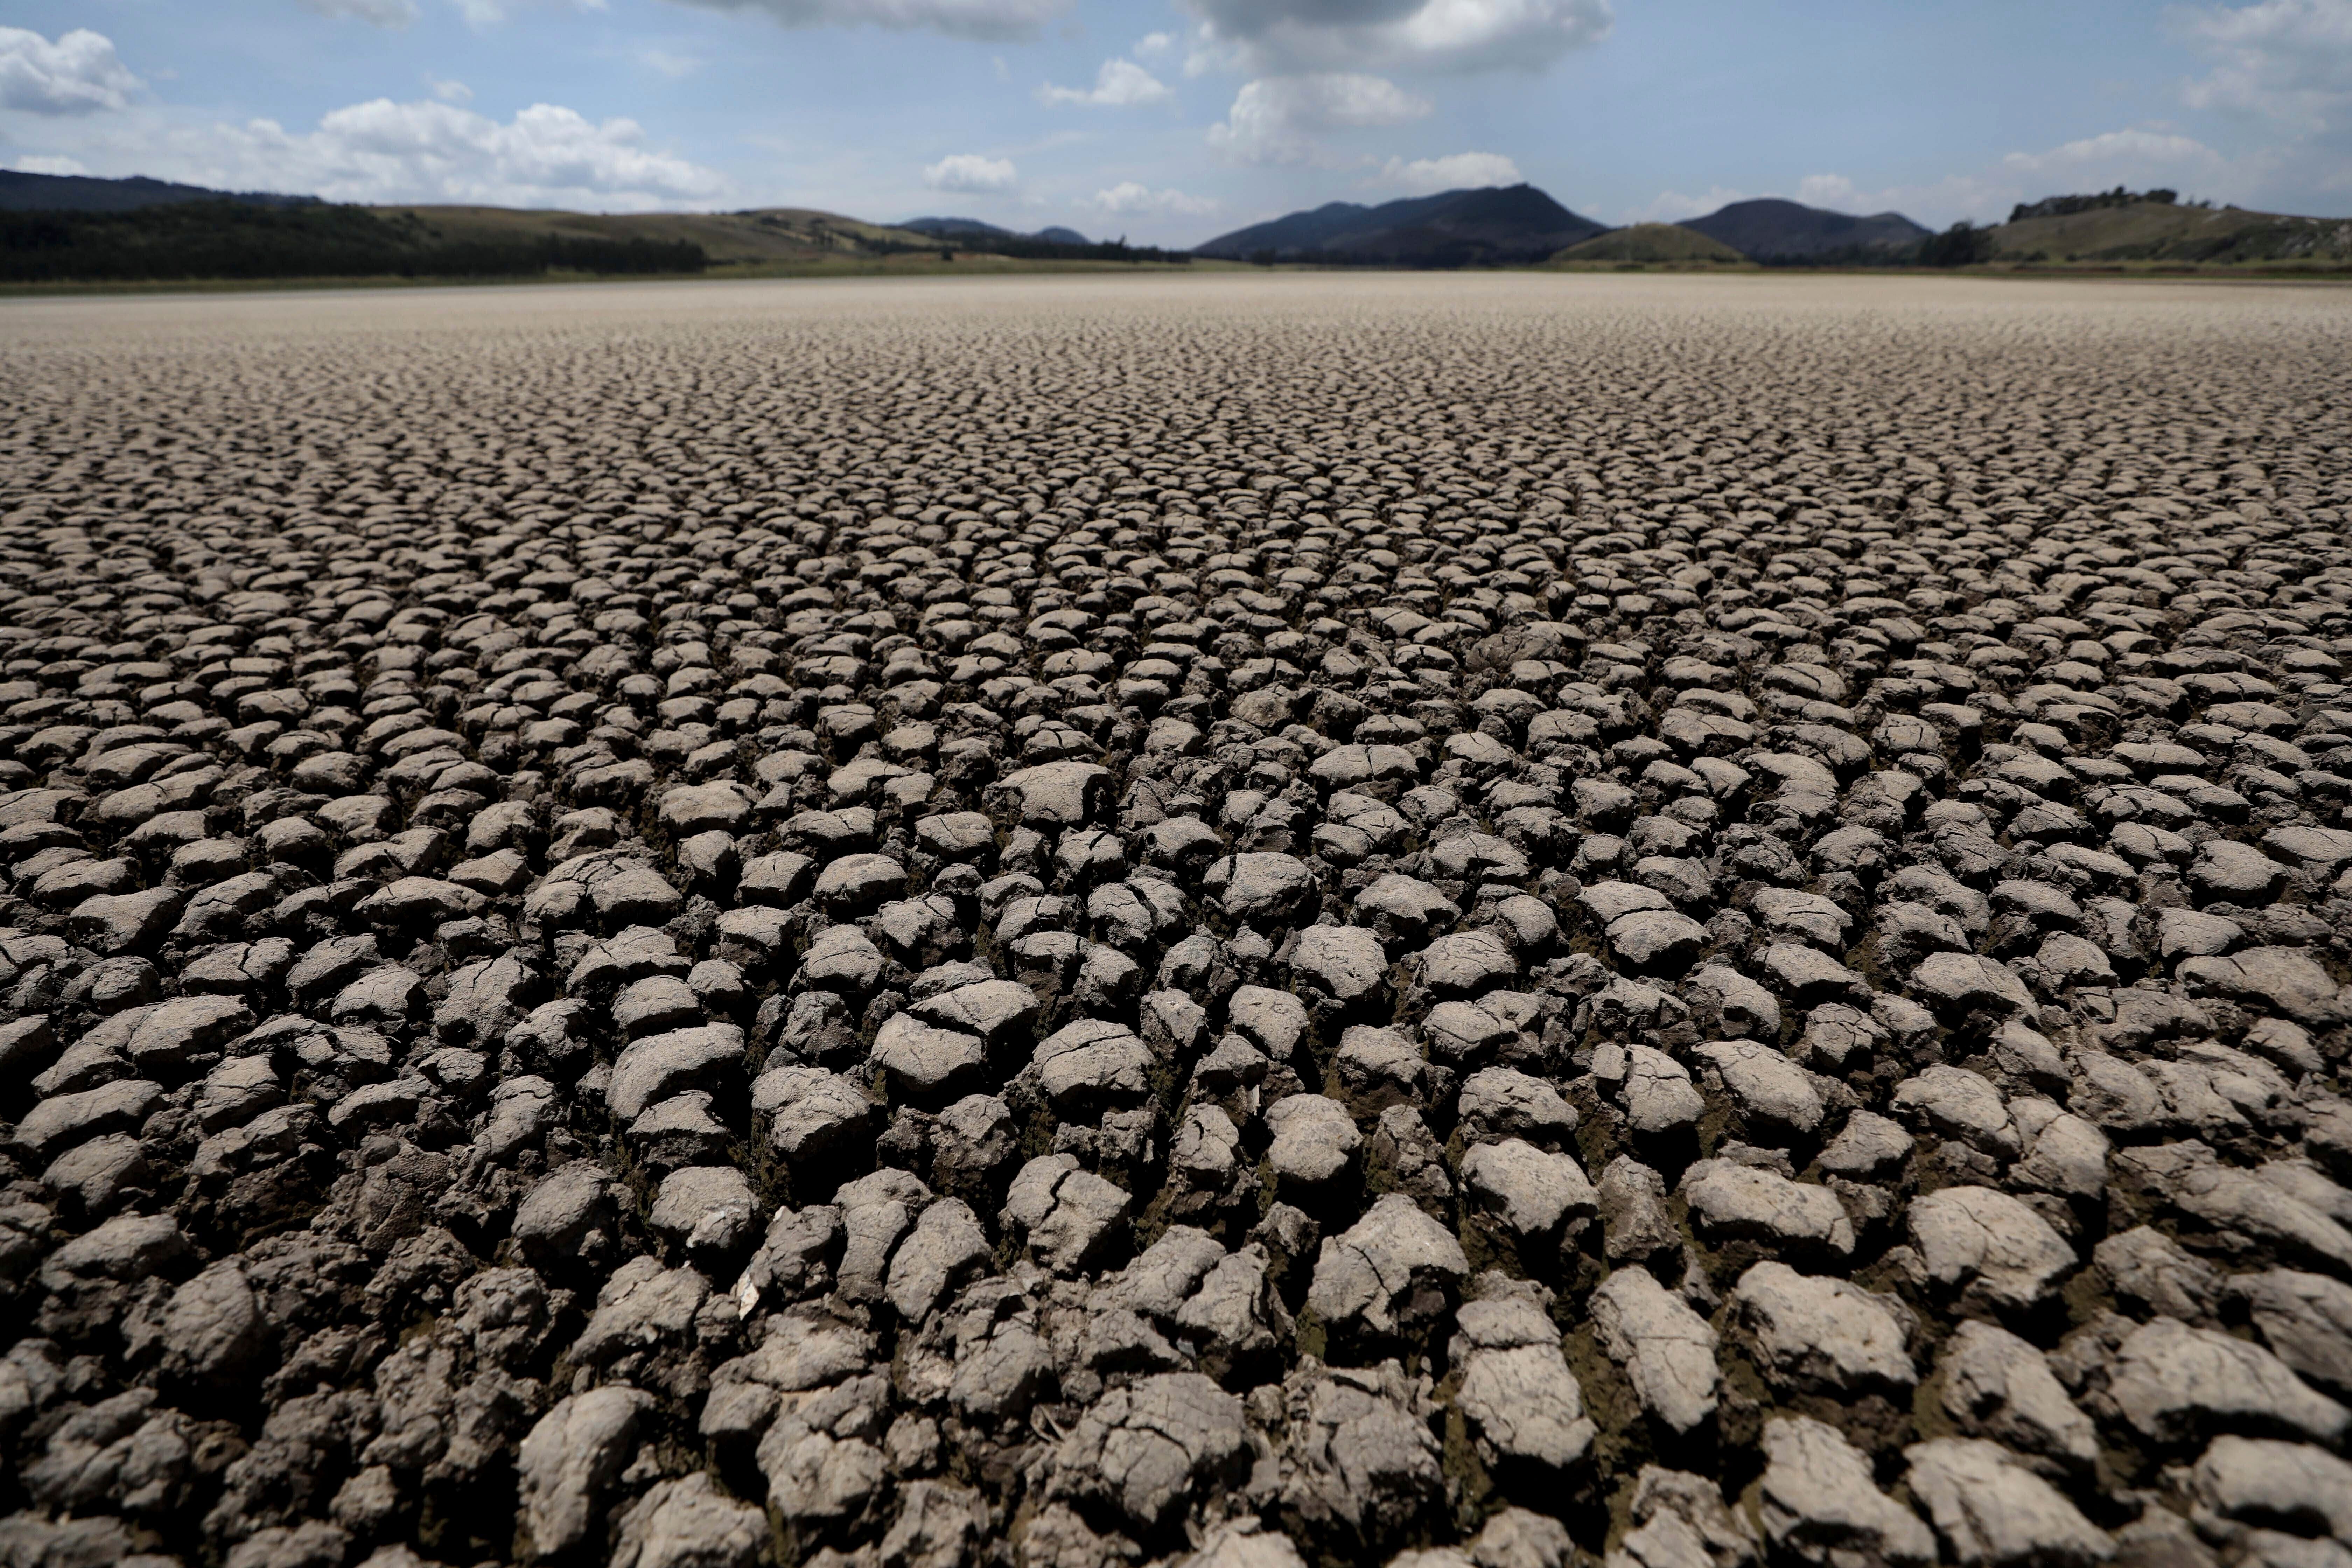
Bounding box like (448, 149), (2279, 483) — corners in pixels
(4, 153), (89, 175)
(666, 0), (1071, 43)
(428, 77), (474, 103)
(453, 0), (609, 26)
(2002, 127), (2229, 184)
(26, 98), (727, 209)
(2173, 0), (2352, 128)
(642, 48), (704, 77)
(290, 99), (719, 204)
(1795, 173), (1857, 208)
(1181, 0), (1611, 76)
(1206, 72), (1429, 163)
(923, 152), (1016, 191)
(1134, 30), (1177, 57)
(0, 28), (141, 114)
(1374, 150), (1520, 193)
(1036, 58), (1172, 107)
(1085, 180), (1216, 215)
(299, 0), (423, 26)
(1626, 184), (1750, 223)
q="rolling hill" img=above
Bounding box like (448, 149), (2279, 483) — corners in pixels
(2, 183), (1192, 283)
(1680, 198), (1929, 261)
(1195, 184), (1607, 267)
(0, 169), (317, 212)
(0, 174), (963, 266)
(1549, 223), (1744, 264)
(1987, 199), (2352, 265)
(1, 202), (710, 284)
(375, 205), (949, 265)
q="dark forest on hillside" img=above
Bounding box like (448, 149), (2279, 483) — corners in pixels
(0, 202), (708, 283)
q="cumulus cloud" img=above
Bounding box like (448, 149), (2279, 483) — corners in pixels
(1084, 180), (1217, 215)
(4, 153), (89, 175)
(666, 0), (1070, 42)
(298, 0), (424, 27)
(1133, 30), (1177, 57)
(1181, 0), (1611, 75)
(1036, 58), (1172, 107)
(448, 0), (610, 25)
(923, 152), (1016, 191)
(35, 98), (726, 209)
(292, 99), (718, 204)
(1374, 150), (1520, 193)
(1207, 72), (1429, 163)
(0, 27), (141, 114)
(2172, 0), (2352, 128)
(428, 77), (475, 102)
(2002, 127), (2229, 183)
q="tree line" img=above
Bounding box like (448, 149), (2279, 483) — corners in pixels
(2008, 187), (2193, 223)
(0, 201), (708, 284)
(869, 232), (1193, 265)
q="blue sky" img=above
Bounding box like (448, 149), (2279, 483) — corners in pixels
(3, 0), (2347, 244)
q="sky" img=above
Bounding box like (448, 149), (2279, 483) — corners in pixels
(2, 0), (2348, 245)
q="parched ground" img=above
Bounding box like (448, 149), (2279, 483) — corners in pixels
(2, 272), (2352, 1568)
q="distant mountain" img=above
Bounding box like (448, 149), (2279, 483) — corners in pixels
(1680, 198), (1928, 260)
(1195, 184), (1607, 267)
(1550, 223), (1743, 265)
(901, 216), (1013, 239)
(902, 216), (1091, 246)
(0, 169), (318, 213)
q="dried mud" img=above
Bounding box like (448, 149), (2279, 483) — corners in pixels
(2, 273), (2351, 1568)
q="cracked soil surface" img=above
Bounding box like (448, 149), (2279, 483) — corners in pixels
(2, 273), (2352, 1568)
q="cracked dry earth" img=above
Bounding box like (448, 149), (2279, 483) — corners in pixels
(3, 275), (2352, 1568)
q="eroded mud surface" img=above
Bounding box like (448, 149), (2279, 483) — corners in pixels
(2, 274), (2352, 1568)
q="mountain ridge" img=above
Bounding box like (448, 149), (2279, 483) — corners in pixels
(902, 216), (1092, 245)
(1195, 184), (1607, 266)
(9, 170), (2345, 278)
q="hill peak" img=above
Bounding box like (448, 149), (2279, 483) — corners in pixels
(1681, 197), (1928, 260)
(1195, 183), (1606, 267)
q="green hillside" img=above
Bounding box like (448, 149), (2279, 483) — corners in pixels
(1989, 200), (2352, 265)
(3, 196), (1206, 288)
(1, 201), (709, 284)
(1547, 223), (1745, 265)
(370, 204), (949, 265)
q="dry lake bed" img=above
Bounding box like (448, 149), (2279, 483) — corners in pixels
(3, 272), (2352, 1568)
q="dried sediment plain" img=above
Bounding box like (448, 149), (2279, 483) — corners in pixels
(1, 272), (2351, 1568)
